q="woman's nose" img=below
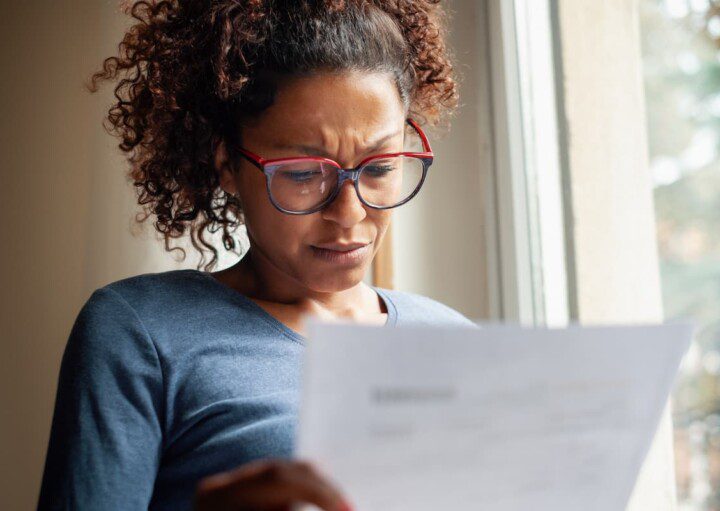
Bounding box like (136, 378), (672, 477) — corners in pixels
(320, 179), (367, 227)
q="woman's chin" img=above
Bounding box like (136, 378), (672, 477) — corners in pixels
(302, 267), (369, 294)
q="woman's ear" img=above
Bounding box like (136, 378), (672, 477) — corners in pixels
(214, 138), (238, 196)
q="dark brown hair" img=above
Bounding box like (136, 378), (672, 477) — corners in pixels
(88, 0), (460, 270)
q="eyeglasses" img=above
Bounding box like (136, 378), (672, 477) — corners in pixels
(232, 118), (433, 215)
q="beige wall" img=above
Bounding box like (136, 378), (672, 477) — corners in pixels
(0, 1), (490, 509)
(393, 0), (491, 321)
(0, 2), (220, 508)
(554, 0), (676, 508)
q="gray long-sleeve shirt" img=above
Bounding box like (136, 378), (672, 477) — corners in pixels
(37, 269), (476, 510)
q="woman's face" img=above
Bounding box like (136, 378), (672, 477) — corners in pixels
(218, 70), (407, 294)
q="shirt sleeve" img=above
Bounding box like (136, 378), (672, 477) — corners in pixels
(37, 287), (164, 510)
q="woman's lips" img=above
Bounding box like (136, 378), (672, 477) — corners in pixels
(310, 243), (371, 264)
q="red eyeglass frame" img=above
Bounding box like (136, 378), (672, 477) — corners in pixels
(231, 118), (434, 215)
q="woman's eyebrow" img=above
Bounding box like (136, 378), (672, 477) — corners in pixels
(274, 129), (403, 157)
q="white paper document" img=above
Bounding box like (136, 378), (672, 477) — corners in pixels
(296, 321), (693, 511)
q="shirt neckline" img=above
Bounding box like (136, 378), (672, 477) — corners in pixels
(188, 269), (398, 344)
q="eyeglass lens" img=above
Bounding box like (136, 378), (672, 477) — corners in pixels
(266, 155), (426, 213)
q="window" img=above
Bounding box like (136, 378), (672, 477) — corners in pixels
(640, 1), (720, 508)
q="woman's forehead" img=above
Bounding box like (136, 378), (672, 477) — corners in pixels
(265, 71), (404, 123)
(242, 71), (406, 149)
(270, 125), (405, 158)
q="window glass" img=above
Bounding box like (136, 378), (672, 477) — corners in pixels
(640, 1), (720, 508)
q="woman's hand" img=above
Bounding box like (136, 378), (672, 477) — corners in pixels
(193, 458), (354, 511)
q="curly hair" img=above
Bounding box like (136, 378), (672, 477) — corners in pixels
(88, 0), (460, 271)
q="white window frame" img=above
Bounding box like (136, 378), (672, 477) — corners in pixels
(486, 0), (570, 327)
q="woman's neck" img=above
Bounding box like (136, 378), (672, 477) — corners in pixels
(211, 246), (386, 319)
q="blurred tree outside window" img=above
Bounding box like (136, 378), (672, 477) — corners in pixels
(640, 0), (720, 509)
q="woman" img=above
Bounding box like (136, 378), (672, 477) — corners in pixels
(37, 1), (474, 509)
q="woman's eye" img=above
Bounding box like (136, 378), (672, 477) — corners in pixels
(364, 164), (395, 177)
(280, 170), (322, 182)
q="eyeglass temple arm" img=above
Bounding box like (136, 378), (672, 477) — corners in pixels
(406, 118), (433, 154)
(235, 147), (266, 169)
